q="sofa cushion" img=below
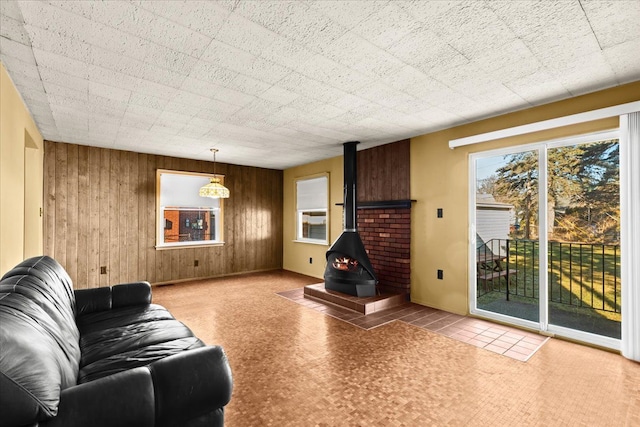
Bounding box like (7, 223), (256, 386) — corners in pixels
(0, 256), (82, 425)
(2, 256), (77, 324)
(78, 337), (205, 383)
(80, 317), (196, 366)
(0, 276), (81, 379)
(75, 282), (153, 316)
(1, 256), (80, 353)
(76, 304), (175, 335)
(0, 297), (68, 424)
(77, 303), (205, 383)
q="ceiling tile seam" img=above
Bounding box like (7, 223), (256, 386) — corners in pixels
(242, 2), (351, 59)
(190, 62), (304, 110)
(1, 1), (25, 24)
(0, 16), (29, 47)
(278, 72), (424, 118)
(27, 41), (63, 138)
(168, 8), (230, 72)
(599, 58), (623, 91)
(482, 5), (549, 87)
(543, 55), (617, 98)
(80, 4), (413, 113)
(21, 25), (194, 88)
(172, 10), (305, 93)
(479, 2), (584, 101)
(91, 68), (218, 120)
(134, 1), (231, 40)
(482, 2), (571, 91)
(324, 30), (458, 102)
(0, 13), (55, 134)
(310, 1), (384, 31)
(375, 32), (474, 103)
(37, 1), (210, 81)
(475, 2), (535, 53)
(205, 6), (372, 89)
(576, 0), (621, 88)
(314, 30), (420, 88)
(578, 0), (605, 52)
(86, 2), (213, 61)
(185, 47), (302, 106)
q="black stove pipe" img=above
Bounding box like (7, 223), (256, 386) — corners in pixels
(343, 141), (358, 232)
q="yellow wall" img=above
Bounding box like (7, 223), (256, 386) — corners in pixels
(282, 155), (343, 279)
(0, 62), (44, 276)
(282, 81), (640, 315)
(411, 81), (640, 314)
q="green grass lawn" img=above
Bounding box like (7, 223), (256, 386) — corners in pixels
(478, 240), (621, 323)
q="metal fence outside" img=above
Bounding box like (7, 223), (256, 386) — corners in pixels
(476, 239), (621, 314)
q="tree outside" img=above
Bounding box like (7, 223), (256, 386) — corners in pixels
(477, 140), (619, 244)
(475, 139), (621, 338)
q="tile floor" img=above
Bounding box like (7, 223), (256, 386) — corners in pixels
(278, 287), (548, 361)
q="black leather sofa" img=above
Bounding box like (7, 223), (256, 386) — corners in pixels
(0, 256), (233, 427)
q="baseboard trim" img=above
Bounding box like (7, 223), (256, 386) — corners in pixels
(152, 267), (281, 286)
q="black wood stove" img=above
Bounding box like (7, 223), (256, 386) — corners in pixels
(324, 141), (377, 297)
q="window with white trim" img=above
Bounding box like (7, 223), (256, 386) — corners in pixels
(156, 169), (224, 248)
(296, 175), (328, 244)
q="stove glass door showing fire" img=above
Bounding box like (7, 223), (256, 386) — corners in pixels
(324, 239), (377, 297)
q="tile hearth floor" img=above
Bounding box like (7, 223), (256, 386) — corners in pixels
(277, 288), (549, 362)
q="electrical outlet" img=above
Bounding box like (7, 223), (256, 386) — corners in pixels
(309, 257), (313, 264)
(194, 260), (199, 267)
(437, 208), (443, 218)
(437, 269), (443, 280)
(100, 266), (107, 275)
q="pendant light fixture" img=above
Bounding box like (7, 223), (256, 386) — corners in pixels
(199, 148), (230, 199)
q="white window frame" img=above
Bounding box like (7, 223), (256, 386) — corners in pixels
(294, 173), (329, 245)
(156, 169), (225, 249)
(468, 129), (621, 350)
(450, 101), (640, 148)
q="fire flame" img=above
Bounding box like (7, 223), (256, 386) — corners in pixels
(333, 257), (359, 271)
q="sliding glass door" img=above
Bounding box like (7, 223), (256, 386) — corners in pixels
(475, 149), (539, 324)
(546, 139), (621, 339)
(470, 131), (621, 347)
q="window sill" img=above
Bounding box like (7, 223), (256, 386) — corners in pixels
(156, 242), (225, 250)
(293, 239), (329, 246)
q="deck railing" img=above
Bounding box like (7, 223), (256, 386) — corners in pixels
(477, 239), (621, 314)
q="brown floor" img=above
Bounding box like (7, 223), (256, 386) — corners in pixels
(153, 270), (640, 427)
(279, 287), (548, 362)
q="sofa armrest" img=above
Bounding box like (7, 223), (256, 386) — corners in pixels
(150, 346), (233, 427)
(40, 367), (155, 427)
(75, 282), (151, 315)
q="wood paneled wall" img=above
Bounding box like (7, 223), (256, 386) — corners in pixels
(44, 141), (283, 289)
(357, 139), (410, 202)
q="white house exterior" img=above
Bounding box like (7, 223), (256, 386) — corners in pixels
(476, 194), (514, 256)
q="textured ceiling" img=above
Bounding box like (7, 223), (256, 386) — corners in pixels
(1, 1), (639, 169)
